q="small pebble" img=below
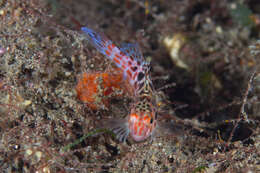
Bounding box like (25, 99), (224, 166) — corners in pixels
(25, 149), (33, 156)
(0, 10), (5, 15)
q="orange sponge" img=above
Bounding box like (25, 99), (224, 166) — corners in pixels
(76, 69), (125, 110)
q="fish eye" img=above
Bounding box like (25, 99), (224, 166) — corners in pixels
(150, 118), (153, 124)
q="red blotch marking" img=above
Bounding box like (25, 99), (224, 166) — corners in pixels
(105, 50), (111, 56)
(115, 53), (122, 60)
(143, 115), (150, 122)
(108, 44), (115, 51)
(126, 69), (132, 78)
(134, 123), (138, 135)
(120, 51), (125, 56)
(121, 64), (126, 70)
(137, 121), (141, 127)
(130, 113), (139, 120)
(139, 125), (144, 136)
(113, 57), (121, 65)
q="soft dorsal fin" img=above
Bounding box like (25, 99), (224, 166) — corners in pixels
(119, 43), (145, 63)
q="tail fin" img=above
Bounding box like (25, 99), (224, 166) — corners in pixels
(81, 27), (113, 59)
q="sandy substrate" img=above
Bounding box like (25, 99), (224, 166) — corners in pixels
(0, 0), (260, 172)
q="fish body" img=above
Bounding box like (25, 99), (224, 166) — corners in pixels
(81, 27), (157, 142)
(81, 27), (150, 93)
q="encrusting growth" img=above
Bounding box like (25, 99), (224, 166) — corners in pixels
(76, 68), (125, 110)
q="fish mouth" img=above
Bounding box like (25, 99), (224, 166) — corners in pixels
(130, 130), (151, 142)
(131, 134), (147, 142)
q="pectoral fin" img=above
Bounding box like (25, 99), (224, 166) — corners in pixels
(102, 118), (130, 142)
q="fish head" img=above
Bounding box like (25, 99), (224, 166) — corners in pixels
(128, 102), (157, 142)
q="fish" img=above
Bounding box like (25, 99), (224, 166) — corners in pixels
(81, 27), (151, 94)
(81, 27), (162, 142)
